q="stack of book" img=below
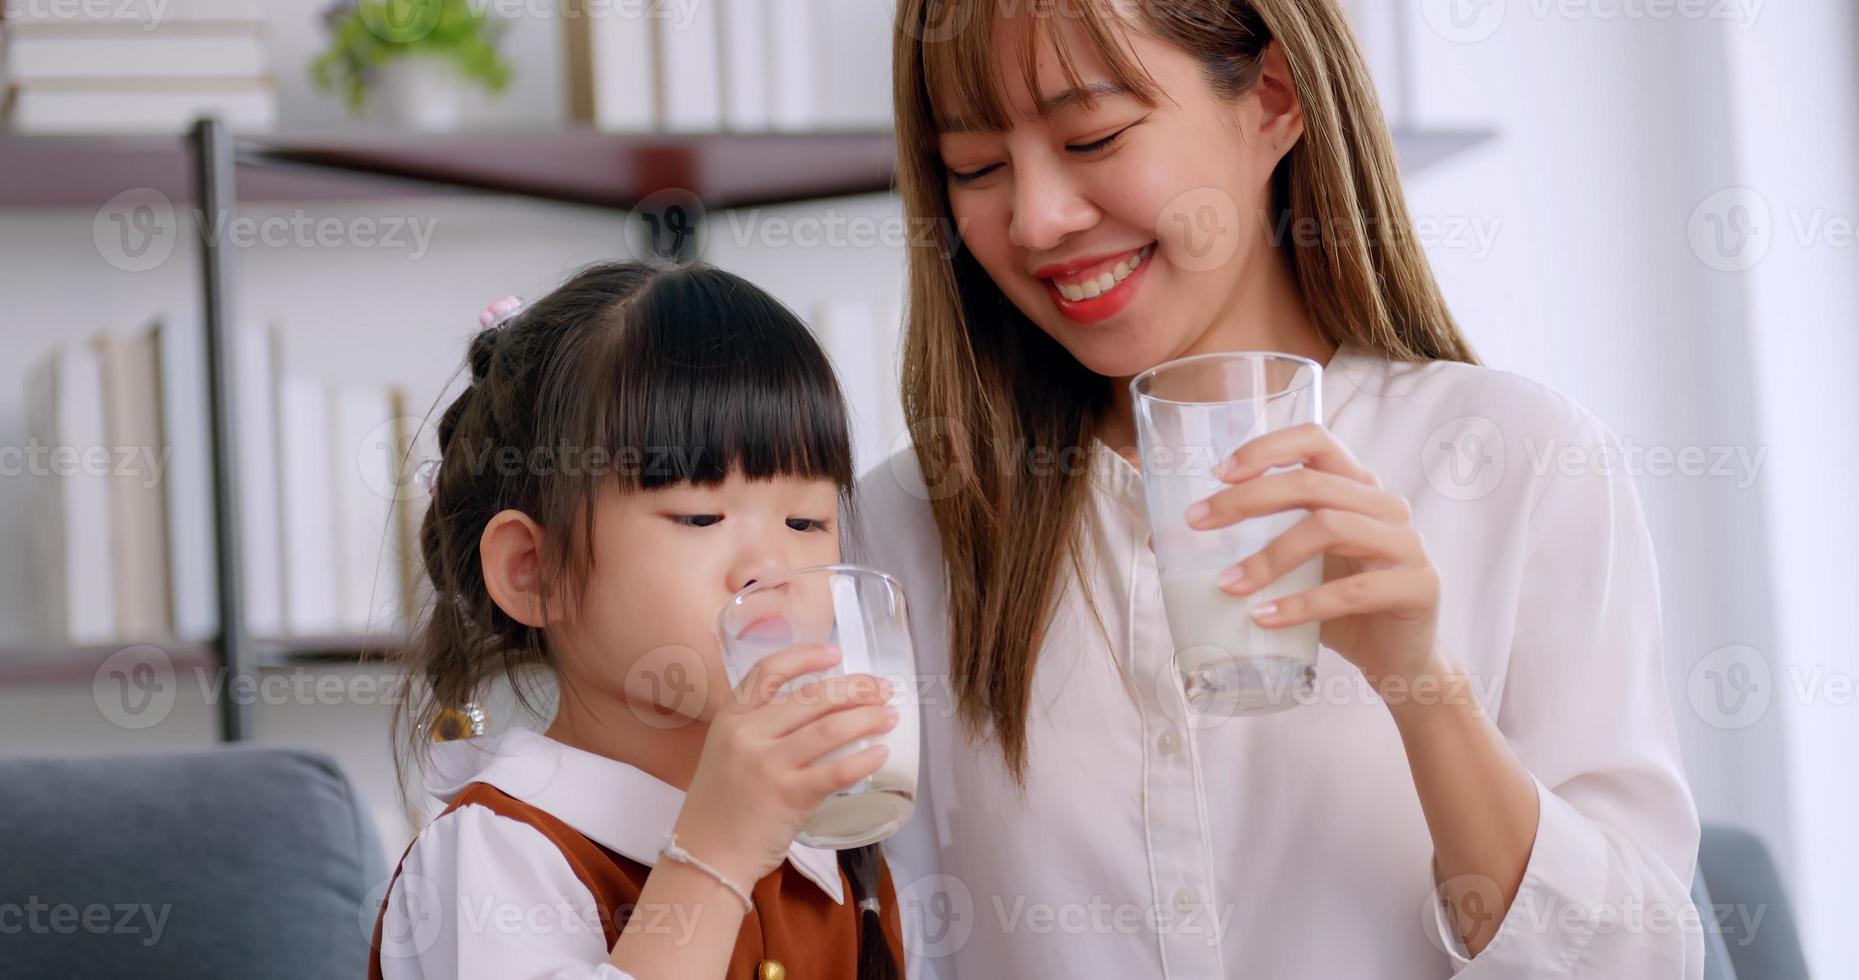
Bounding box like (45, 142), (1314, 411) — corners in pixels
(564, 0), (893, 133)
(1, 0), (276, 133)
(23, 323), (428, 649)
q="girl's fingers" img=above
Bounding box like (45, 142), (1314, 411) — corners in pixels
(736, 644), (841, 710)
(1218, 509), (1421, 596)
(1189, 466), (1409, 531)
(746, 673), (893, 739)
(1252, 566), (1440, 628)
(801, 742), (891, 798)
(781, 703), (900, 768)
(1217, 423), (1380, 488)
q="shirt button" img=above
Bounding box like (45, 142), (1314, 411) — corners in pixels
(1156, 729), (1180, 756)
(757, 960), (787, 980)
(1174, 887), (1199, 912)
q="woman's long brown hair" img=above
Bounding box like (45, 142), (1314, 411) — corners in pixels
(891, 0), (1481, 781)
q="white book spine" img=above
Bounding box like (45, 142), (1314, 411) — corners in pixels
(659, 0), (724, 132)
(236, 324), (285, 637)
(719, 0), (770, 131)
(330, 385), (402, 635)
(24, 344), (116, 645)
(153, 319), (217, 640)
(766, 0), (819, 132)
(277, 377), (341, 636)
(569, 0), (658, 131)
(97, 330), (173, 641)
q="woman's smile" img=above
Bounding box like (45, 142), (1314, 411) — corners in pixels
(1036, 242), (1156, 323)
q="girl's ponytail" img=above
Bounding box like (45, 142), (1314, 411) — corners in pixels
(837, 844), (900, 980)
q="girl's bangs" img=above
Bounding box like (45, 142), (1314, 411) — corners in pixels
(583, 267), (853, 492)
(919, 0), (1162, 135)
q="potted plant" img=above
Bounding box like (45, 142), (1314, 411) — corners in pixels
(312, 0), (513, 131)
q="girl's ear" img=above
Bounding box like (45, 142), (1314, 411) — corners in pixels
(1252, 40), (1306, 161)
(479, 509), (554, 629)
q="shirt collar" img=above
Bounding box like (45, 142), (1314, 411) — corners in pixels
(1091, 339), (1374, 513)
(425, 727), (845, 904)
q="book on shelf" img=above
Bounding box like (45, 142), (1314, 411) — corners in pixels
(3, 77), (277, 133)
(0, 0), (274, 133)
(23, 339), (115, 646)
(1, 21), (269, 80)
(18, 324), (428, 654)
(0, 0), (260, 24)
(95, 328), (174, 640)
(563, 0), (859, 134)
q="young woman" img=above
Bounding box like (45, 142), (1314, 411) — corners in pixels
(862, 1), (1702, 977)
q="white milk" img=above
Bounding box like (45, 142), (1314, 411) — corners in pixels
(1159, 559), (1321, 715)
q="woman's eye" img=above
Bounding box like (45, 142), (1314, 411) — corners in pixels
(947, 162), (1001, 186)
(1067, 123), (1135, 156)
(787, 518), (830, 533)
(672, 514), (722, 528)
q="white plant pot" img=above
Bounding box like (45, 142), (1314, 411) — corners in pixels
(368, 56), (466, 131)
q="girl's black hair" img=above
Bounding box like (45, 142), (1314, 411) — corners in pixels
(393, 260), (894, 978)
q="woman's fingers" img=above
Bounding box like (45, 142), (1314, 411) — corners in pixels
(735, 643), (841, 710)
(1189, 465), (1410, 531)
(1217, 422), (1379, 487)
(1217, 508), (1421, 595)
(1252, 566), (1440, 628)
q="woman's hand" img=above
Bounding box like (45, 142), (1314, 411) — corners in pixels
(1186, 422), (1445, 691)
(673, 644), (897, 887)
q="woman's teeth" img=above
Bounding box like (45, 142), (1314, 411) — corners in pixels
(1054, 245), (1151, 302)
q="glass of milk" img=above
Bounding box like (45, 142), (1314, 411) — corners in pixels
(1131, 352), (1324, 716)
(717, 564), (919, 848)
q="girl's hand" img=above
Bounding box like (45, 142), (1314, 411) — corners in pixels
(1187, 422), (1444, 691)
(673, 644), (897, 887)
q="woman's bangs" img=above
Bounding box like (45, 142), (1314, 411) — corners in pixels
(920, 0), (1161, 136)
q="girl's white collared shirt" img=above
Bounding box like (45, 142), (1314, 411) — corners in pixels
(856, 341), (1704, 979)
(377, 727), (851, 980)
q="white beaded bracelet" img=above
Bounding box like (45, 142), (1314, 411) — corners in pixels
(658, 834), (755, 913)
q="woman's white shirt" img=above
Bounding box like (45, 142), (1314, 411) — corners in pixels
(860, 341), (1703, 979)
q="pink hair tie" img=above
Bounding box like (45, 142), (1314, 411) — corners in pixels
(480, 295), (526, 330)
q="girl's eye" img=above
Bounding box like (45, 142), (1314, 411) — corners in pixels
(672, 514), (722, 528)
(787, 518), (830, 533)
(947, 162), (1001, 186)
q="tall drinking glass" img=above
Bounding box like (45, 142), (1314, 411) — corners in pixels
(1131, 352), (1324, 716)
(717, 564), (919, 849)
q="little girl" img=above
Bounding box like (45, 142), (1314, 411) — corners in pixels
(368, 261), (906, 980)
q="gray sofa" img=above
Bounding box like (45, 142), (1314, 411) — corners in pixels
(0, 747), (1813, 978)
(0, 747), (384, 979)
